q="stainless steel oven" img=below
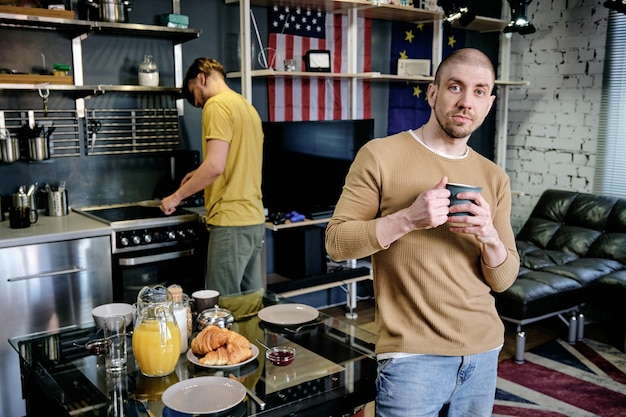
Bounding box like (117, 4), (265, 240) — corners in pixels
(74, 203), (205, 303)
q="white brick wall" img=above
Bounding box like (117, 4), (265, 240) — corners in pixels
(506, 0), (609, 232)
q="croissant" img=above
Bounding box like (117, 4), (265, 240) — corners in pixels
(199, 345), (230, 365)
(191, 325), (253, 365)
(191, 325), (230, 355)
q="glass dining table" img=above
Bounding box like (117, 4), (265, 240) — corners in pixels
(9, 289), (378, 417)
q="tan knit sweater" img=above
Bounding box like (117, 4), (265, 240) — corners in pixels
(326, 131), (519, 356)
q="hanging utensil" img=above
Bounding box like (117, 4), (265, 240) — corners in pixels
(38, 86), (50, 117)
(89, 119), (101, 150)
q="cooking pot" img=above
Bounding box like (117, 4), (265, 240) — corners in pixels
(86, 0), (132, 23)
(0, 129), (19, 163)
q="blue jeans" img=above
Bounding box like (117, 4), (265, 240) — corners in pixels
(375, 349), (500, 417)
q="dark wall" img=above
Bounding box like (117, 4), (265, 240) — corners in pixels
(0, 0), (235, 208)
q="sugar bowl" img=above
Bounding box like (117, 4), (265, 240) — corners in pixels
(196, 305), (234, 330)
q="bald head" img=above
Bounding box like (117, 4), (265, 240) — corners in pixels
(434, 48), (495, 92)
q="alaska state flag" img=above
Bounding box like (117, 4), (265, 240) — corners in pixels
(387, 23), (466, 135)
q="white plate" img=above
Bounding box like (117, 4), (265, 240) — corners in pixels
(187, 344), (260, 369)
(258, 303), (319, 325)
(162, 376), (246, 414)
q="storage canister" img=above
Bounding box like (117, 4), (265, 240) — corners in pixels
(0, 129), (20, 163)
(47, 190), (68, 216)
(138, 54), (159, 87)
(28, 136), (49, 161)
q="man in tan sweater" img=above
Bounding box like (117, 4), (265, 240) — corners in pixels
(325, 48), (519, 417)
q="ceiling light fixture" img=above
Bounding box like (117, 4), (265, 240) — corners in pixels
(503, 0), (536, 35)
(437, 0), (476, 27)
(604, 0), (626, 14)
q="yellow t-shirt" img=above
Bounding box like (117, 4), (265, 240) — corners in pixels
(201, 90), (265, 226)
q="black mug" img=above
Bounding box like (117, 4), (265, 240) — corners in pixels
(9, 206), (38, 229)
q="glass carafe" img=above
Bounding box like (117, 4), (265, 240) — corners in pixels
(132, 285), (181, 377)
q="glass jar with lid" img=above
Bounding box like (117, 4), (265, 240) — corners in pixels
(138, 54), (159, 87)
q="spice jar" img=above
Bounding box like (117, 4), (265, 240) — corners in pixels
(138, 54), (159, 87)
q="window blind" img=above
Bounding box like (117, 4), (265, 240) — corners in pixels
(595, 11), (626, 198)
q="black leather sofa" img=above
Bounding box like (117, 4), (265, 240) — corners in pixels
(494, 189), (626, 363)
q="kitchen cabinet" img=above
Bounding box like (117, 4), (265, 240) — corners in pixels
(0, 4), (201, 157)
(0, 234), (112, 417)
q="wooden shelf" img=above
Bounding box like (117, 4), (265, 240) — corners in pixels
(0, 83), (182, 95)
(0, 5), (75, 20)
(227, 68), (529, 86)
(0, 10), (201, 43)
(267, 271), (372, 298)
(0, 74), (73, 85)
(265, 217), (330, 231)
(227, 0), (507, 32)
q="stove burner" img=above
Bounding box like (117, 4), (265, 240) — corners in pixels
(86, 205), (188, 223)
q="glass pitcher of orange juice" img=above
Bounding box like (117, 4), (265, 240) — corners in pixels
(132, 285), (181, 377)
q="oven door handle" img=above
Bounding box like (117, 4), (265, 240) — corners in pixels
(118, 248), (195, 266)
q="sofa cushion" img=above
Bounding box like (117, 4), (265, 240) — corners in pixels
(589, 269), (626, 307)
(541, 258), (624, 286)
(495, 269), (583, 319)
(496, 190), (626, 323)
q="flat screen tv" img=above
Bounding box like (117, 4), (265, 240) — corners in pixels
(262, 119), (375, 217)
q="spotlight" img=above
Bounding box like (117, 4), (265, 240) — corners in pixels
(604, 0), (626, 14)
(504, 0), (536, 35)
(437, 0), (476, 27)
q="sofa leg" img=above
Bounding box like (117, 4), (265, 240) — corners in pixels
(568, 314), (577, 344)
(577, 312), (585, 341)
(515, 330), (526, 364)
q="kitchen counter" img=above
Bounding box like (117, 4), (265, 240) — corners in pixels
(9, 289), (377, 417)
(0, 211), (111, 248)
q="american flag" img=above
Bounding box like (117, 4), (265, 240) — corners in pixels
(268, 5), (372, 121)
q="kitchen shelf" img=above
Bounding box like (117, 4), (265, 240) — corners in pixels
(0, 10), (201, 43)
(227, 68), (529, 86)
(265, 217), (331, 231)
(226, 0), (508, 32)
(0, 83), (182, 95)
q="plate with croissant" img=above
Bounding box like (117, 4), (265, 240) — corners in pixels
(188, 325), (259, 368)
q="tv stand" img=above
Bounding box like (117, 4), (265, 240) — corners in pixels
(265, 218), (372, 318)
(267, 268), (372, 319)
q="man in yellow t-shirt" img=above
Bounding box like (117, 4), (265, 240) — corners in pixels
(161, 57), (265, 295)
